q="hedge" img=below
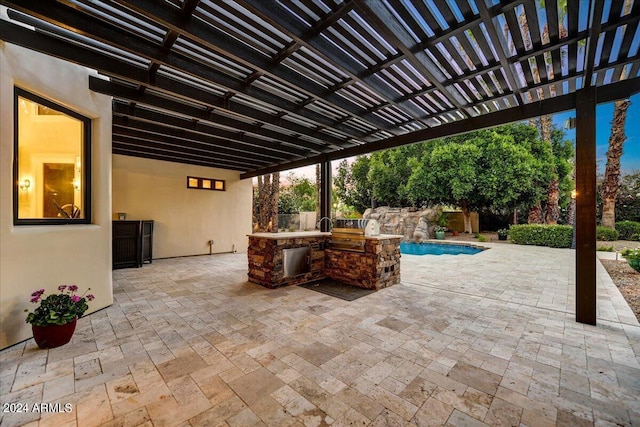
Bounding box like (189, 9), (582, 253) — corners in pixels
(509, 224), (573, 248)
(615, 221), (640, 240)
(596, 226), (619, 241)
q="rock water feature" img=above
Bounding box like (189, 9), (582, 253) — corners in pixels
(363, 207), (439, 242)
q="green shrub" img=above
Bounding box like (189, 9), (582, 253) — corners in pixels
(615, 221), (640, 240)
(509, 224), (573, 248)
(597, 245), (615, 252)
(477, 235), (487, 242)
(596, 226), (619, 241)
(631, 233), (640, 241)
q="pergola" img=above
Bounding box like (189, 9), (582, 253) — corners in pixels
(2, 0), (639, 324)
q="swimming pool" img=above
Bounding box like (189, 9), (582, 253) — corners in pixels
(400, 242), (484, 256)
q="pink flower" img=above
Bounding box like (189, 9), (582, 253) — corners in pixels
(86, 294), (95, 301)
(30, 296), (40, 303)
(68, 285), (78, 292)
(58, 285), (67, 291)
(71, 295), (81, 303)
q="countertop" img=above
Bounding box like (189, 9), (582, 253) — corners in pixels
(247, 231), (403, 240)
(248, 231), (330, 239)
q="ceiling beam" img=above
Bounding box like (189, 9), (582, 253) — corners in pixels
(4, 4), (370, 143)
(583, 0), (606, 87)
(113, 133), (267, 169)
(110, 104), (310, 160)
(112, 132), (267, 169)
(241, 76), (640, 178)
(475, 0), (524, 105)
(354, 0), (472, 118)
(237, 0), (433, 128)
(112, 117), (291, 162)
(90, 77), (324, 155)
(0, 19), (354, 150)
(113, 0), (397, 133)
(112, 146), (247, 171)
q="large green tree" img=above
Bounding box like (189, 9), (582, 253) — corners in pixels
(406, 127), (551, 233)
(367, 144), (427, 207)
(278, 173), (316, 214)
(334, 157), (373, 213)
(334, 123), (571, 224)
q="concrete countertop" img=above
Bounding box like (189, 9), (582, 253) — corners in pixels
(248, 231), (330, 239)
(247, 231), (403, 240)
(364, 234), (403, 240)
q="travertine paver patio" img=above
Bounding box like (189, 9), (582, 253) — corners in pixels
(1, 243), (639, 427)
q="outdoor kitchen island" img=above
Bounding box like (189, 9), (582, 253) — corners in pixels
(247, 230), (402, 290)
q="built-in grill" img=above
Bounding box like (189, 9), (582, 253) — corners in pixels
(329, 227), (366, 252)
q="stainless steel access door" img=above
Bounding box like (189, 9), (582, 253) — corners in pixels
(283, 246), (311, 278)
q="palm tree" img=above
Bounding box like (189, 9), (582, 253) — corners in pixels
(256, 172), (280, 232)
(601, 99), (631, 228)
(600, 0), (634, 228)
(512, 9), (560, 224)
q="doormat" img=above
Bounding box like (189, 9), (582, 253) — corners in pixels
(298, 278), (376, 301)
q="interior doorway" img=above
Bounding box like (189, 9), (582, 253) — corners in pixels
(42, 163), (74, 218)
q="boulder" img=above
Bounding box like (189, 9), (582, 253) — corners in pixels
(412, 216), (431, 241)
(363, 207), (439, 241)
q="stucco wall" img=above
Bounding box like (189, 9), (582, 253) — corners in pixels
(112, 155), (253, 258)
(0, 43), (113, 349)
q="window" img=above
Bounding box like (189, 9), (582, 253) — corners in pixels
(186, 176), (225, 191)
(14, 88), (91, 225)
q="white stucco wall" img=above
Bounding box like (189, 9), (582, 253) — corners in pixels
(0, 43), (113, 349)
(112, 155), (253, 258)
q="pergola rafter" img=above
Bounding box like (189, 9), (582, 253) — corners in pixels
(0, 0), (638, 173)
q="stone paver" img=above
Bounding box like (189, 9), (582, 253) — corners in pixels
(1, 243), (639, 426)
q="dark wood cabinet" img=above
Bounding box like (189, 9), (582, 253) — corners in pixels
(113, 220), (154, 269)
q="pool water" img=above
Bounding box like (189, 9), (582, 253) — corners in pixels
(400, 242), (484, 256)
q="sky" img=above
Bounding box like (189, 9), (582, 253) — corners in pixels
(553, 93), (640, 174)
(287, 92), (640, 181)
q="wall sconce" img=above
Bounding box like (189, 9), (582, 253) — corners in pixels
(73, 179), (80, 191)
(571, 189), (577, 199)
(19, 179), (31, 191)
(564, 117), (576, 130)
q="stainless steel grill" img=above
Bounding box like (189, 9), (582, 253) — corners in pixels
(328, 227), (365, 252)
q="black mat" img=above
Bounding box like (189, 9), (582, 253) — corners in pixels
(299, 278), (376, 301)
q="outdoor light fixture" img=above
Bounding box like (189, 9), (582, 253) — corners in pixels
(19, 179), (31, 191)
(73, 179), (80, 191)
(564, 117), (576, 130)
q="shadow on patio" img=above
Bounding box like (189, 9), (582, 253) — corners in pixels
(2, 243), (639, 426)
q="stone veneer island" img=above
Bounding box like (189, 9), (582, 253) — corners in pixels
(247, 231), (402, 290)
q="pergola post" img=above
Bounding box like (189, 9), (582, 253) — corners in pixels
(575, 86), (597, 325)
(319, 159), (332, 232)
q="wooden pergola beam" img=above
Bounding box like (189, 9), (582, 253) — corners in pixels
(575, 86), (597, 325)
(241, 76), (640, 178)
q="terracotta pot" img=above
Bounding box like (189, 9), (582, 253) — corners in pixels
(31, 317), (77, 349)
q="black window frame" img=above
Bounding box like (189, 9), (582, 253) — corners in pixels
(13, 87), (92, 225)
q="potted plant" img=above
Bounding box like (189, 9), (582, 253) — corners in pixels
(25, 285), (94, 349)
(621, 248), (640, 272)
(433, 211), (448, 240)
(497, 228), (509, 241)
